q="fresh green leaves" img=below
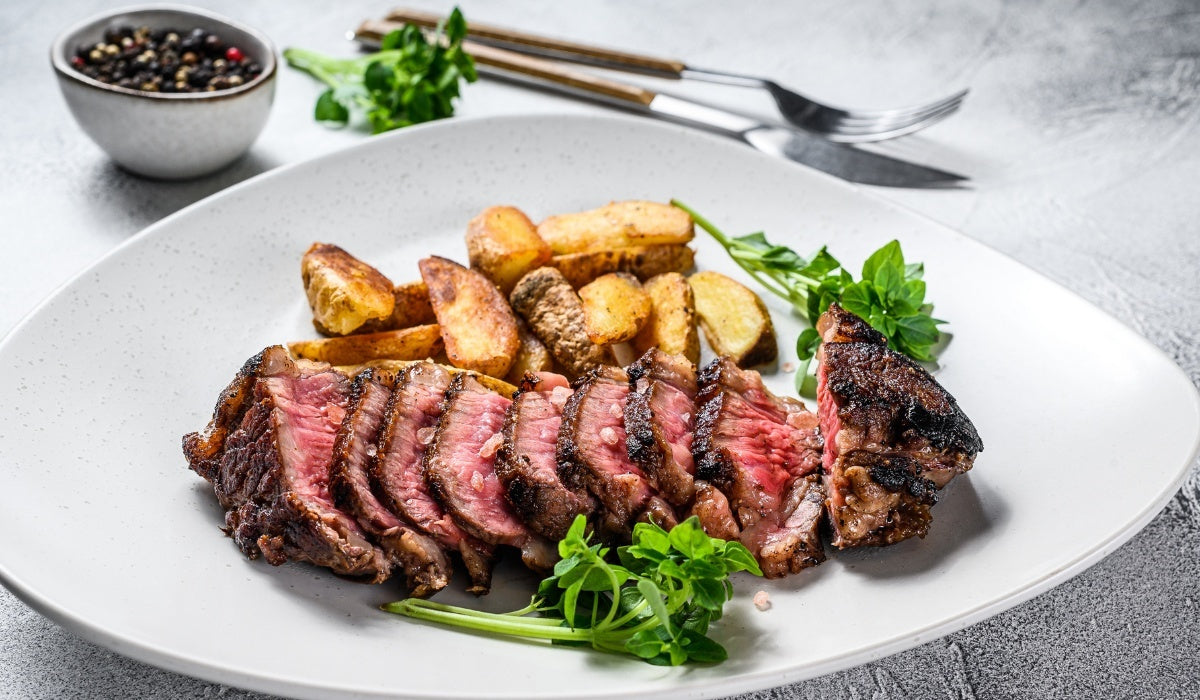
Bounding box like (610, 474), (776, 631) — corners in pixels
(670, 200), (945, 394)
(283, 7), (477, 134)
(383, 515), (762, 666)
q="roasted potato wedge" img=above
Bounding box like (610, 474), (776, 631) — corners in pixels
(505, 318), (555, 384)
(509, 266), (616, 379)
(289, 324), (443, 366)
(579, 273), (652, 345)
(548, 244), (695, 288)
(688, 271), (778, 367)
(314, 280), (436, 336)
(537, 201), (694, 255)
(339, 359), (520, 399)
(466, 206), (553, 293)
(633, 272), (700, 365)
(388, 280), (437, 328)
(419, 256), (520, 378)
(301, 243), (395, 336)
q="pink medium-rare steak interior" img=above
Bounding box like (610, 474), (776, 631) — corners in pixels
(558, 366), (678, 537)
(495, 374), (595, 541)
(694, 357), (825, 577)
(424, 374), (524, 543)
(183, 346), (388, 580)
(373, 362), (494, 593)
(625, 348), (698, 507)
(329, 369), (451, 597)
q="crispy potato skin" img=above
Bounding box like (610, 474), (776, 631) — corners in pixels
(301, 243), (395, 336)
(509, 267), (616, 379)
(548, 244), (695, 288)
(466, 206), (552, 294)
(419, 256), (520, 378)
(688, 271), (778, 367)
(537, 201), (694, 255)
(288, 324), (443, 365)
(579, 272), (652, 344)
(504, 318), (555, 384)
(338, 359), (519, 399)
(633, 272), (700, 365)
(314, 280), (436, 336)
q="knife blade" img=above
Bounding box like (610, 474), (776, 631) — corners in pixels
(479, 70), (969, 188)
(352, 24), (967, 187)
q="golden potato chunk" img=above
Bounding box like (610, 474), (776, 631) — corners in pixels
(505, 318), (555, 384)
(579, 273), (652, 345)
(537, 201), (694, 255)
(548, 244), (695, 288)
(301, 243), (395, 336)
(509, 267), (616, 379)
(466, 206), (553, 293)
(688, 271), (778, 367)
(633, 272), (700, 365)
(288, 324), (443, 366)
(314, 280), (436, 336)
(340, 359), (520, 399)
(419, 256), (520, 378)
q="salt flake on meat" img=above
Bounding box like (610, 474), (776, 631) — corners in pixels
(478, 431), (504, 459)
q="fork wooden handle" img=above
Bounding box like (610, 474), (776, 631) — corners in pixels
(384, 7), (687, 77)
(356, 19), (658, 107)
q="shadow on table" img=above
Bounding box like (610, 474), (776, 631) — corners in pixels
(82, 150), (282, 235)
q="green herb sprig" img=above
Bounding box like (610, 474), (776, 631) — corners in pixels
(670, 200), (944, 394)
(283, 8), (477, 134)
(384, 515), (762, 666)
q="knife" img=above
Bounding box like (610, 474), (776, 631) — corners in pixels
(353, 22), (967, 188)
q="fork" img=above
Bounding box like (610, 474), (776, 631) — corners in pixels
(383, 8), (968, 142)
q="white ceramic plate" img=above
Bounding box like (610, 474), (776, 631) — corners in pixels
(1, 114), (1197, 700)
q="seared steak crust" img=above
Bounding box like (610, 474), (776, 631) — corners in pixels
(558, 366), (678, 538)
(693, 357), (825, 577)
(817, 304), (982, 548)
(184, 346), (389, 580)
(425, 373), (555, 572)
(329, 369), (451, 597)
(495, 373), (595, 541)
(625, 349), (698, 507)
(373, 362), (495, 594)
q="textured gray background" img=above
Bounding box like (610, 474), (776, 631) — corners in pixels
(2, 0), (1199, 698)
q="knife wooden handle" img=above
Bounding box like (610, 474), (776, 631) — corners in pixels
(356, 19), (658, 107)
(384, 7), (687, 77)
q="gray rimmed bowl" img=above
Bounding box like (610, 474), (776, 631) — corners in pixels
(51, 4), (276, 180)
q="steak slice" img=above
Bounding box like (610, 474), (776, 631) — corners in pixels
(816, 304), (983, 548)
(558, 366), (678, 538)
(625, 349), (697, 507)
(183, 346), (389, 580)
(495, 373), (596, 541)
(373, 362), (495, 594)
(329, 369), (451, 597)
(694, 357), (826, 577)
(425, 373), (556, 571)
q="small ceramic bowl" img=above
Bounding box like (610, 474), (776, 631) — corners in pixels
(51, 4), (277, 180)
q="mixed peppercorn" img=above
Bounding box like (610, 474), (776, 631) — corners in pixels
(71, 25), (262, 93)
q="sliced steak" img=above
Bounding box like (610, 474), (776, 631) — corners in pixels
(558, 366), (678, 538)
(694, 357), (825, 577)
(495, 373), (596, 541)
(373, 362), (495, 594)
(183, 346), (389, 580)
(689, 481), (741, 542)
(425, 373), (556, 571)
(816, 304), (983, 548)
(329, 369), (451, 597)
(625, 349), (697, 507)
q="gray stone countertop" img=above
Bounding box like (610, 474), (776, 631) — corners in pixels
(2, 0), (1198, 698)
